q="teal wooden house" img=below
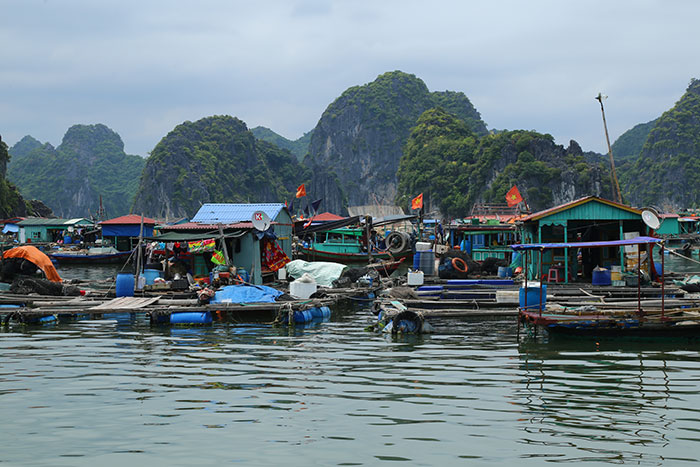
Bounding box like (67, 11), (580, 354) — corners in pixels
(517, 197), (647, 283)
(18, 218), (94, 244)
(654, 214), (680, 236)
(446, 220), (517, 261)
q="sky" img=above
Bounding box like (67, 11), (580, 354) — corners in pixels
(1, 0), (699, 157)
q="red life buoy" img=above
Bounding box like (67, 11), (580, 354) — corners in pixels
(452, 257), (468, 273)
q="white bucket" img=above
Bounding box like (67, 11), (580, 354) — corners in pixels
(415, 241), (432, 252)
(407, 271), (424, 286)
(290, 281), (317, 299)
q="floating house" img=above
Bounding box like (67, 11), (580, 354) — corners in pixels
(157, 203), (292, 285)
(445, 204), (521, 261)
(446, 219), (518, 261)
(17, 218), (94, 244)
(516, 196), (648, 283)
(99, 215), (156, 251)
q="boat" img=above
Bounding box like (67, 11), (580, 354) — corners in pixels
(48, 246), (132, 264)
(513, 236), (700, 338)
(296, 227), (413, 264)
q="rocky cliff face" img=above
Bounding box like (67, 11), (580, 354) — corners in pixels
(475, 134), (612, 211)
(304, 71), (488, 214)
(0, 137), (52, 218)
(131, 116), (309, 219)
(618, 79), (700, 209)
(8, 125), (145, 218)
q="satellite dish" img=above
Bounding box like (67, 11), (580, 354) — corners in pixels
(251, 211), (271, 231)
(641, 208), (661, 230)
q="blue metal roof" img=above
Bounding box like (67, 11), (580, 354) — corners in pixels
(191, 203), (286, 224)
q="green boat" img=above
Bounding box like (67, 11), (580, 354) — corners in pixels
(297, 228), (412, 265)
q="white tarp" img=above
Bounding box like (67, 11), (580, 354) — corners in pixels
(285, 259), (347, 287)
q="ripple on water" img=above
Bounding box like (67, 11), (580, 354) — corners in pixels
(1, 305), (700, 464)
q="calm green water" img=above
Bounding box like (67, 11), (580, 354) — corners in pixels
(1, 257), (699, 465)
(2, 308), (700, 465)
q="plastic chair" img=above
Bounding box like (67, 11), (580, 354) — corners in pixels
(547, 268), (561, 283)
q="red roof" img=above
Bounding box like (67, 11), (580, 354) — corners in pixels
(100, 214), (156, 225)
(310, 212), (345, 221)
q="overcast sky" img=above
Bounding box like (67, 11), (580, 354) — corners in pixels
(1, 0), (698, 157)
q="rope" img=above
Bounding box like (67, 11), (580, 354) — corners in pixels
(665, 246), (700, 266)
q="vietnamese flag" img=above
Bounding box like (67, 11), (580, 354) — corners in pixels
(411, 193), (423, 210)
(505, 185), (523, 207)
(295, 184), (306, 198)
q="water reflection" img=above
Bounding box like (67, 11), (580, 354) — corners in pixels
(3, 286), (700, 464)
(518, 338), (700, 463)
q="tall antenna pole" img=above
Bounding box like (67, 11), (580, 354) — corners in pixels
(596, 92), (623, 203)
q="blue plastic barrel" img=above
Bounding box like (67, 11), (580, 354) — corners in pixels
(309, 306), (331, 320)
(497, 266), (512, 278)
(519, 285), (547, 311)
(27, 315), (57, 325)
(293, 309), (314, 324)
(170, 311), (213, 325)
(116, 273), (134, 297)
(654, 262), (663, 278)
(414, 250), (434, 275)
(143, 269), (160, 285)
(592, 269), (612, 286)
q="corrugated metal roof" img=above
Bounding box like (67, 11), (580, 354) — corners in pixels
(18, 218), (72, 226)
(100, 214), (156, 225)
(159, 222), (254, 231)
(191, 203), (285, 224)
(519, 196), (641, 222)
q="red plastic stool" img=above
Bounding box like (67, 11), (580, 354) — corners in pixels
(547, 268), (561, 283)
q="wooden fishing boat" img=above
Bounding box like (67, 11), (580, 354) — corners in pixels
(513, 236), (700, 338)
(520, 306), (700, 337)
(297, 227), (412, 264)
(48, 246), (132, 264)
(365, 256), (408, 277)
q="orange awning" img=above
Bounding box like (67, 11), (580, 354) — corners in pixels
(3, 246), (62, 282)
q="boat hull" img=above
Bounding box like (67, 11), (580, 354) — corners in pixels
(297, 246), (412, 264)
(521, 309), (700, 338)
(48, 251), (132, 264)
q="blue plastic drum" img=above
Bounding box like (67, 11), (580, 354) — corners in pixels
(116, 273), (134, 297)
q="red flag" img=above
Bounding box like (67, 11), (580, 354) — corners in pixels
(411, 193), (423, 210)
(505, 186), (523, 207)
(295, 184), (306, 198)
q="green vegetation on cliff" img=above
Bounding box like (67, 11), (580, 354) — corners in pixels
(8, 126), (145, 218)
(0, 139), (45, 217)
(396, 109), (611, 216)
(132, 116), (310, 218)
(611, 119), (657, 162)
(618, 79), (700, 209)
(396, 108), (478, 215)
(251, 127), (312, 161)
(305, 70), (488, 214)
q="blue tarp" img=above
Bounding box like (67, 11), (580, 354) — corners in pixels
(102, 225), (154, 237)
(210, 284), (284, 304)
(2, 224), (19, 233)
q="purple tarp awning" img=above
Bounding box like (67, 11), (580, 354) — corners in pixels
(511, 236), (660, 251)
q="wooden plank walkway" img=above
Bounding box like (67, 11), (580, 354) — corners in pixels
(89, 296), (161, 311)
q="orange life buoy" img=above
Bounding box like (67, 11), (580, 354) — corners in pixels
(452, 257), (468, 273)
